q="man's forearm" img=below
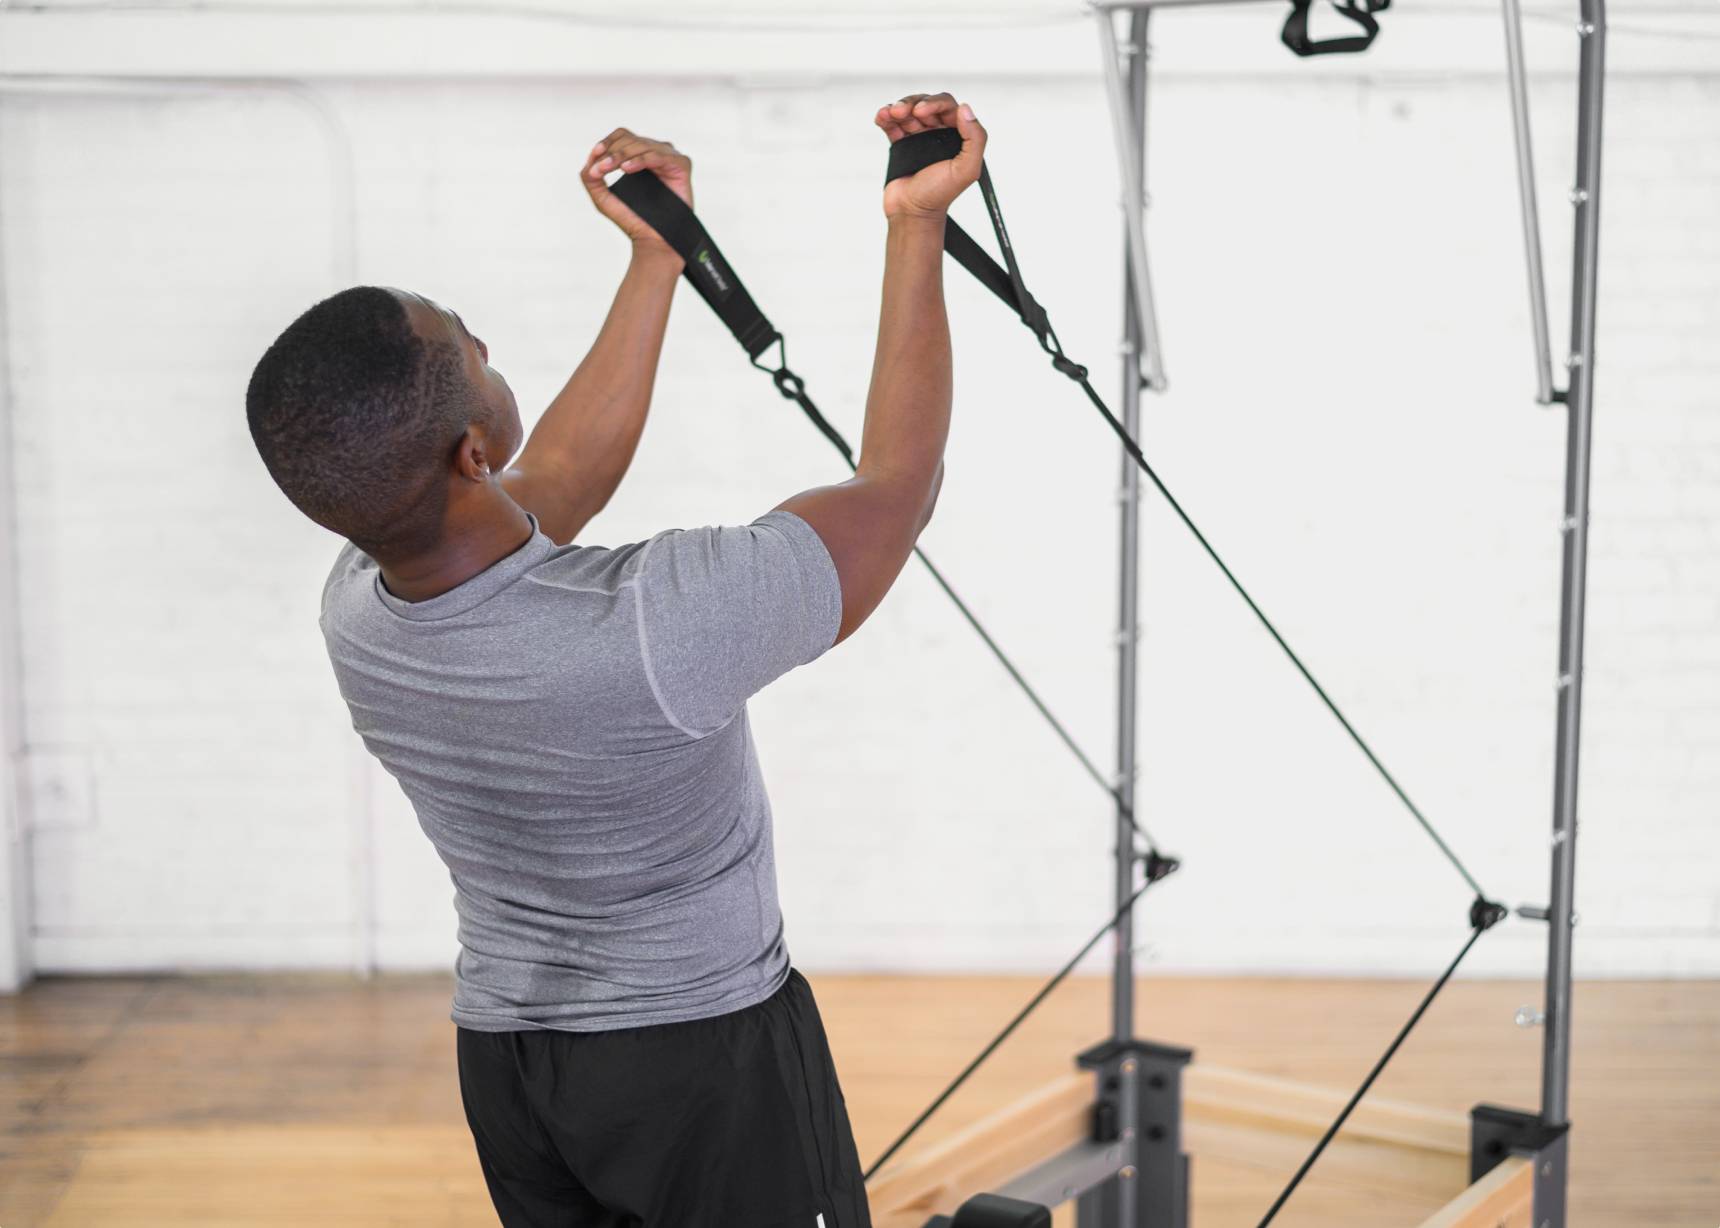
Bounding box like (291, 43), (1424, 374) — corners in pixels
(856, 213), (952, 495)
(772, 92), (980, 644)
(504, 243), (682, 542)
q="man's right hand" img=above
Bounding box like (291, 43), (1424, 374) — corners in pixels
(583, 127), (693, 265)
(774, 95), (976, 644)
(875, 93), (987, 221)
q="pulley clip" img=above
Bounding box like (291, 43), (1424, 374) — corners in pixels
(1051, 354), (1090, 382)
(771, 366), (808, 403)
(1469, 895), (1508, 932)
(1141, 849), (1181, 884)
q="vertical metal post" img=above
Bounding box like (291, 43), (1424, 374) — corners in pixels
(1111, 1), (1150, 1058)
(0, 133), (34, 994)
(1501, 0), (1557, 404)
(1541, 0), (1605, 1133)
(1097, 8), (1167, 390)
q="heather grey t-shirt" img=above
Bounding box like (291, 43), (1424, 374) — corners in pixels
(319, 510), (842, 1032)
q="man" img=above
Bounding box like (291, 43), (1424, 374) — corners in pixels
(245, 92), (984, 1227)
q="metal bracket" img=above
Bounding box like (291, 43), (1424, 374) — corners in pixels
(1139, 849), (1181, 885)
(1471, 1104), (1570, 1228)
(1470, 896), (1509, 931)
(1076, 1039), (1192, 1228)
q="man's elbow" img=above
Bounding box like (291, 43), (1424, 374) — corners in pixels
(916, 462), (946, 535)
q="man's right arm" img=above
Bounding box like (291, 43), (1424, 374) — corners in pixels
(777, 93), (986, 644)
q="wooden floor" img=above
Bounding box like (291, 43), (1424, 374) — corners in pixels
(2, 973), (1715, 1227)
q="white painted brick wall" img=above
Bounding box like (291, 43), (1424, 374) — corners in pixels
(2, 8), (1716, 979)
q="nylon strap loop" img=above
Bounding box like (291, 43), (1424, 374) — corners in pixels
(884, 129), (1058, 354)
(1280, 0), (1389, 57)
(608, 171), (781, 360)
(603, 159), (1147, 849)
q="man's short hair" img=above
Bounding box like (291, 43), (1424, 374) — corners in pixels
(246, 286), (477, 554)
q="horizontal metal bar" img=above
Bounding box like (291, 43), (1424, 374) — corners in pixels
(1090, 0), (1274, 10)
(996, 1139), (1131, 1207)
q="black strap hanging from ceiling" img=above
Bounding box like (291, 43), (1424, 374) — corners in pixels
(1281, 0), (1392, 57)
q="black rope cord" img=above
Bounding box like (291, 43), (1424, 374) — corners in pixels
(608, 166), (1160, 851)
(869, 127), (1509, 1204)
(882, 126), (1490, 901)
(754, 342), (1161, 853)
(609, 144), (1507, 1214)
(1062, 351), (1484, 896)
(1257, 896), (1507, 1227)
(863, 848), (1180, 1183)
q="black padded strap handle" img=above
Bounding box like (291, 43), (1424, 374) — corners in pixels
(1281, 0), (1389, 57)
(608, 170), (780, 360)
(884, 123), (964, 182)
(885, 127), (1083, 380)
(884, 129), (1056, 345)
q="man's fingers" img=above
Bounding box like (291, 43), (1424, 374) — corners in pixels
(910, 93), (958, 121)
(582, 143), (613, 184)
(876, 104), (907, 142)
(884, 92), (964, 138)
(586, 130), (689, 181)
(617, 149), (682, 175)
(886, 94), (935, 132)
(604, 136), (652, 166)
(951, 101), (986, 180)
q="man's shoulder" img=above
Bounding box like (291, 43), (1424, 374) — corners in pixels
(525, 518), (795, 595)
(320, 539), (374, 618)
(521, 533), (659, 599)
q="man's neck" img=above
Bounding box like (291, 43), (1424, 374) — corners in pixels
(375, 493), (536, 604)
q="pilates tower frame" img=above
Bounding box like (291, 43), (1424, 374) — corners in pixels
(867, 1), (1605, 1225)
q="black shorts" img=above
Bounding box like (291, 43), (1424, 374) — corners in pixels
(456, 968), (872, 1228)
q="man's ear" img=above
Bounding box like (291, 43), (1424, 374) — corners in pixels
(452, 425), (494, 483)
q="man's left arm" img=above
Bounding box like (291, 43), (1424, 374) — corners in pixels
(502, 129), (691, 545)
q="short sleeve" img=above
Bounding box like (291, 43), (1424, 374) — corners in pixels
(635, 510), (843, 737)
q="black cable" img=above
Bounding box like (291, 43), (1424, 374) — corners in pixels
(618, 149), (1497, 1197)
(1254, 917), (1494, 1227)
(609, 164), (1161, 850)
(862, 857), (1176, 1183)
(756, 351), (1161, 852)
(880, 127), (1489, 900)
(1061, 361), (1486, 898)
(912, 546), (1161, 849)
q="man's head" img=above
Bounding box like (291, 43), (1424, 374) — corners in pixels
(246, 286), (521, 557)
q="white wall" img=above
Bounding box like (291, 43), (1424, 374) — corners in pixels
(2, 3), (1717, 982)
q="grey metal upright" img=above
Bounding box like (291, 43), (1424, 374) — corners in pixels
(1471, 5), (1604, 1224)
(1075, 10), (1193, 1228)
(1081, 1), (1607, 1224)
(1543, 0), (1605, 1135)
(1111, 3), (1151, 1059)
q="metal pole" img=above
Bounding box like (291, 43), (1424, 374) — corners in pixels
(1097, 9), (1167, 390)
(1501, 0), (1557, 405)
(0, 123), (33, 994)
(1111, 5), (1150, 1056)
(1541, 0), (1604, 1131)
